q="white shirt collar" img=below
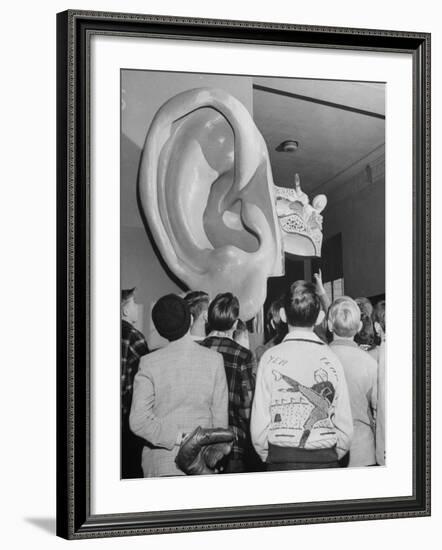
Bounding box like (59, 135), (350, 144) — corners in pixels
(283, 328), (324, 344)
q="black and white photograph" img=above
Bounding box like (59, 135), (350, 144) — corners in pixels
(1, 0), (438, 547)
(52, 5), (431, 541)
(120, 70), (386, 480)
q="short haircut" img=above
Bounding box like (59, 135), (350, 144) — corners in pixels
(184, 291), (209, 320)
(208, 292), (239, 332)
(265, 297), (287, 344)
(267, 297), (285, 330)
(284, 280), (320, 328)
(329, 296), (361, 338)
(373, 300), (386, 332)
(121, 287), (135, 307)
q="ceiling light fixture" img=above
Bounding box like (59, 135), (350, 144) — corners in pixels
(276, 139), (299, 153)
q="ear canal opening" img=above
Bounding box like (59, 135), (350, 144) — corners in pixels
(220, 199), (261, 247)
(206, 197), (261, 254)
(163, 104), (262, 255)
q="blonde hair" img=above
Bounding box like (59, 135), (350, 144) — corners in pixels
(329, 296), (361, 338)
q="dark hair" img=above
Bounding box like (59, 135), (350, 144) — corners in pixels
(354, 298), (375, 347)
(184, 291), (209, 320)
(373, 300), (386, 332)
(284, 281), (320, 328)
(151, 294), (191, 341)
(121, 287), (136, 306)
(355, 297), (373, 317)
(208, 293), (239, 332)
(265, 297), (288, 344)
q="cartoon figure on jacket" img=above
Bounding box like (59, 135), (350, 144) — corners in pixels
(272, 368), (336, 448)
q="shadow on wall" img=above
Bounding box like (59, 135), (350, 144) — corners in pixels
(121, 133), (185, 348)
(24, 517), (56, 535)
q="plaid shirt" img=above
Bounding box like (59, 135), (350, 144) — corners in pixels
(121, 320), (149, 417)
(201, 335), (255, 460)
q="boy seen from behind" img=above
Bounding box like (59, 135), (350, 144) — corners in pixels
(329, 297), (378, 466)
(201, 293), (256, 473)
(251, 281), (353, 471)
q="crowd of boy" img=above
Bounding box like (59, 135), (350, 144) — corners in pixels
(121, 276), (385, 478)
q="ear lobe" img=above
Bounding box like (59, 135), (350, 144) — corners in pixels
(279, 307), (287, 324)
(327, 319), (333, 333)
(359, 320), (363, 332)
(315, 310), (325, 326)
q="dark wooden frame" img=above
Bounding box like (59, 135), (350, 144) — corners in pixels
(56, 9), (431, 540)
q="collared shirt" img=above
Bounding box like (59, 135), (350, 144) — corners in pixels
(189, 333), (206, 343)
(330, 338), (377, 466)
(121, 319), (149, 417)
(200, 335), (256, 460)
(251, 328), (353, 462)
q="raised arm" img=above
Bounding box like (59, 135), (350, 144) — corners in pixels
(314, 269), (331, 312)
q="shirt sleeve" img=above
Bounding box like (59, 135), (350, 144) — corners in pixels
(211, 354), (229, 428)
(129, 357), (179, 450)
(250, 355), (272, 462)
(375, 342), (386, 465)
(318, 291), (331, 313)
(331, 358), (354, 459)
(128, 334), (149, 365)
(240, 351), (255, 420)
(369, 358), (378, 424)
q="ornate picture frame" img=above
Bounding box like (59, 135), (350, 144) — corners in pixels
(56, 9), (430, 539)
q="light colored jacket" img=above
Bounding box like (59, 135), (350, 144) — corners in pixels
(370, 341), (385, 465)
(251, 329), (353, 461)
(130, 334), (228, 477)
(330, 339), (378, 466)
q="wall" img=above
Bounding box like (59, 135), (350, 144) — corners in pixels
(323, 147), (385, 298)
(2, 2), (440, 550)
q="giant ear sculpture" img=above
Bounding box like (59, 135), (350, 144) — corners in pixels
(138, 88), (284, 321)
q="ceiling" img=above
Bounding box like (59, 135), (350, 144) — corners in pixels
(252, 77), (385, 199)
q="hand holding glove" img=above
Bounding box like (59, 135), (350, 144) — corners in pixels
(175, 426), (234, 475)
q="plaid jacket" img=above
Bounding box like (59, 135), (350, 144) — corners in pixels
(121, 320), (149, 417)
(200, 335), (256, 460)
